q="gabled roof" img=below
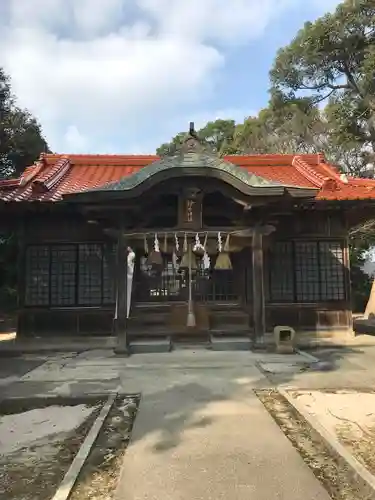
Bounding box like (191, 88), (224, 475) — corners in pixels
(68, 149), (316, 201)
(0, 149), (375, 202)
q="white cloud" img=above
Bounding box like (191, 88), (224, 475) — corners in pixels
(137, 0), (292, 46)
(63, 125), (89, 153)
(0, 0), (340, 154)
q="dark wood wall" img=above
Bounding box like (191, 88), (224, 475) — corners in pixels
(16, 206), (352, 336)
(264, 210), (351, 332)
(18, 211), (116, 336)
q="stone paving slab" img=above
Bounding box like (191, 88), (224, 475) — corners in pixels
(260, 362), (310, 374)
(17, 350), (311, 384)
(116, 368), (330, 500)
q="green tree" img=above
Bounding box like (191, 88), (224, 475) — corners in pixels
(157, 132), (186, 156)
(270, 0), (375, 164)
(198, 119), (237, 155)
(234, 95), (329, 155)
(0, 68), (50, 312)
(0, 68), (49, 178)
(157, 119), (240, 157)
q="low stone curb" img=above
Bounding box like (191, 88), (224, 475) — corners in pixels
(295, 349), (320, 363)
(50, 392), (117, 500)
(278, 387), (375, 495)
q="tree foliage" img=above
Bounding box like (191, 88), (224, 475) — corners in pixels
(0, 68), (50, 311)
(0, 68), (49, 179)
(270, 0), (375, 160)
(234, 94), (329, 155)
(157, 120), (238, 157)
(156, 2), (375, 310)
(269, 0), (375, 306)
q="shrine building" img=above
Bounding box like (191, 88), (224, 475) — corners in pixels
(1, 124), (374, 351)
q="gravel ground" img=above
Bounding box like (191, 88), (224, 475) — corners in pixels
(256, 389), (375, 500)
(70, 394), (140, 500)
(288, 389), (375, 479)
(0, 396), (104, 500)
(338, 424), (375, 477)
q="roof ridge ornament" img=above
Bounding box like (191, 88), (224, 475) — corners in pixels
(180, 121), (204, 154)
(292, 155), (327, 188)
(163, 122), (216, 157)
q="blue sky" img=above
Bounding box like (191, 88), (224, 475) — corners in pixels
(0, 0), (341, 154)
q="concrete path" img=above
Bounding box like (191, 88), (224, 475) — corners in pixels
(115, 353), (330, 500)
(1, 348), (357, 498)
(1, 348), (331, 498)
(1, 349), (310, 398)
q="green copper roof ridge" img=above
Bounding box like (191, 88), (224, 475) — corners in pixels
(87, 151), (315, 192)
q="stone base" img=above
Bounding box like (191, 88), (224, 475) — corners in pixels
(353, 318), (375, 335)
(129, 338), (171, 354)
(210, 335), (251, 351)
(260, 328), (354, 349)
(114, 346), (130, 356)
(275, 343), (295, 354)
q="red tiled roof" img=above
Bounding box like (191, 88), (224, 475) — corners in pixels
(0, 152), (374, 202)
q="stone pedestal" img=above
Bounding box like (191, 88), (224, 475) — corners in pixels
(274, 325), (295, 354)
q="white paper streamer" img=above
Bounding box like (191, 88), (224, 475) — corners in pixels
(193, 233), (205, 253)
(127, 250), (135, 318)
(217, 231), (223, 252)
(154, 233), (160, 253)
(172, 250), (178, 269)
(203, 251), (211, 270)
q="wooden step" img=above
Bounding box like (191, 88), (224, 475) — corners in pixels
(210, 334), (251, 351)
(210, 312), (249, 328)
(210, 325), (251, 335)
(128, 312), (169, 327)
(133, 302), (182, 314)
(206, 302), (243, 312)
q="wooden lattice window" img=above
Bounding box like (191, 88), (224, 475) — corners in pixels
(294, 242), (321, 302)
(50, 245), (76, 306)
(24, 243), (116, 307)
(78, 244), (103, 306)
(25, 246), (50, 306)
(268, 240), (346, 303)
(102, 244), (116, 304)
(268, 242), (294, 302)
(319, 241), (345, 300)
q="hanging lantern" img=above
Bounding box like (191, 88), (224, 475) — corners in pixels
(180, 249), (189, 269)
(214, 234), (232, 270)
(179, 242), (197, 271)
(193, 233), (205, 256)
(147, 233), (163, 266)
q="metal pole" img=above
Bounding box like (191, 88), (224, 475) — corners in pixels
(186, 243), (196, 327)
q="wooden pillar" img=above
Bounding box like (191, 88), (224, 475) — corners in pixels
(114, 231), (129, 355)
(16, 221), (26, 336)
(343, 236), (353, 330)
(252, 229), (266, 344)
